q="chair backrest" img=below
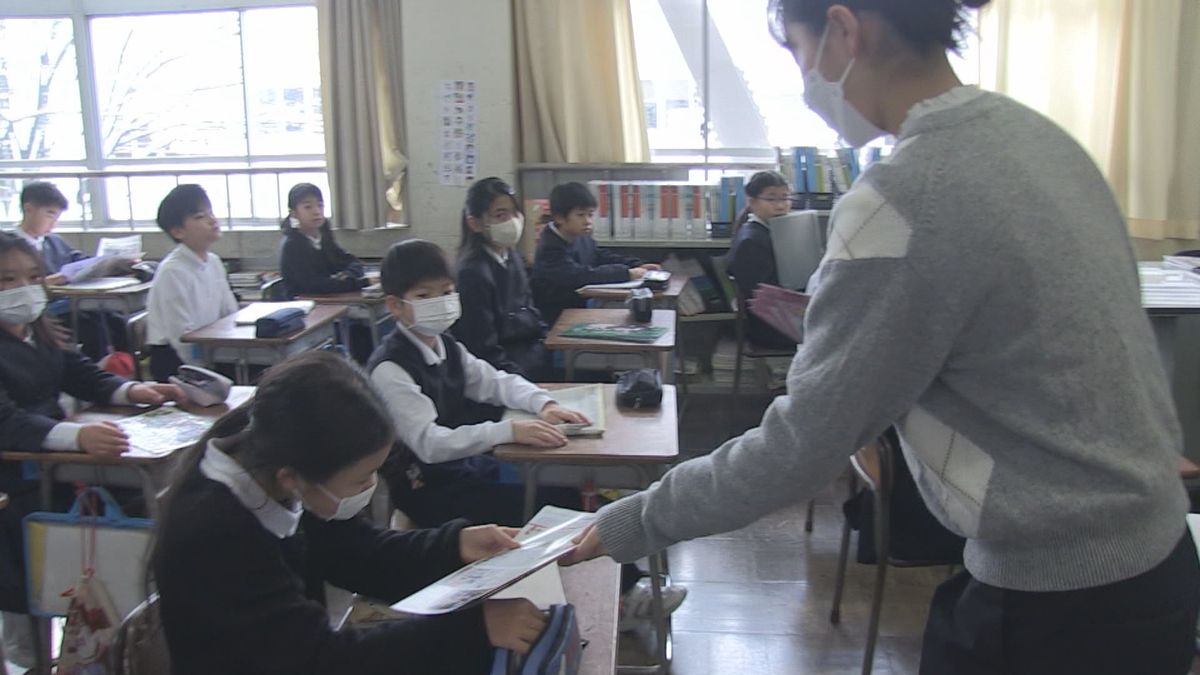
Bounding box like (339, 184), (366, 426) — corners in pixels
(113, 594), (171, 675)
(261, 277), (289, 301)
(850, 432), (897, 496)
(125, 311), (150, 381)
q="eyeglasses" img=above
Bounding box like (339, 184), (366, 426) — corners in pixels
(755, 196), (792, 204)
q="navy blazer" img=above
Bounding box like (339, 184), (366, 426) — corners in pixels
(726, 218), (795, 349)
(278, 224), (366, 296)
(38, 234), (86, 274)
(452, 249), (546, 379)
(531, 227), (640, 325)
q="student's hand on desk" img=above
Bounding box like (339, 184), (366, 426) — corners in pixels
(45, 273), (68, 286)
(127, 383), (184, 406)
(639, 263), (662, 271)
(79, 422), (129, 456)
(460, 524), (521, 563)
(483, 598), (547, 655)
(559, 524), (607, 566)
(628, 268), (647, 281)
(538, 403), (590, 426)
(512, 420), (568, 447)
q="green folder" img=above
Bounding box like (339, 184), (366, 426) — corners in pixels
(560, 322), (668, 344)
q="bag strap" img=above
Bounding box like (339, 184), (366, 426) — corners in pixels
(67, 486), (128, 522)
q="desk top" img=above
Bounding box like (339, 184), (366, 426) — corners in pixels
(545, 309), (676, 353)
(297, 291), (387, 306)
(181, 305), (347, 347)
(50, 280), (153, 299)
(0, 386), (254, 466)
(576, 275), (689, 301)
(494, 384), (678, 465)
(560, 559), (620, 675)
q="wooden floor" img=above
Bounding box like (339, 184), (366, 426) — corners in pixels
(610, 393), (1200, 674)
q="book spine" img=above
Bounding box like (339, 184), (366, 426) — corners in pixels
(591, 181), (612, 240)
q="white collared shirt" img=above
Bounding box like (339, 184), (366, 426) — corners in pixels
(145, 244), (239, 364)
(199, 440), (301, 538)
(13, 227), (43, 251)
(370, 322), (555, 464)
(486, 247), (509, 266)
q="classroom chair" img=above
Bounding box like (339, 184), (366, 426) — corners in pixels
(730, 285), (795, 403)
(261, 278), (289, 302)
(113, 594), (170, 675)
(125, 311), (150, 382)
(829, 433), (958, 675)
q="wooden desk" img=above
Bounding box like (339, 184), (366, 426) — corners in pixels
(496, 383), (678, 674)
(181, 305), (347, 383)
(50, 280), (153, 344)
(546, 309), (676, 381)
(297, 291), (391, 349)
(0, 387), (255, 515)
(576, 276), (689, 304)
(562, 559), (620, 675)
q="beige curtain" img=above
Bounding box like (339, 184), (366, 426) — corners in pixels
(979, 0), (1200, 241)
(317, 1), (408, 229)
(514, 0), (650, 163)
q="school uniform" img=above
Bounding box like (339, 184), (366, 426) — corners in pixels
(367, 324), (579, 527)
(726, 215), (796, 350)
(278, 223), (366, 297)
(156, 441), (491, 675)
(0, 328), (133, 610)
(452, 247), (547, 380)
(12, 228), (121, 360)
(531, 225), (641, 325)
(145, 244), (239, 382)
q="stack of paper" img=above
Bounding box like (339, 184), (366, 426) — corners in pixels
(502, 384), (606, 437)
(392, 506), (594, 615)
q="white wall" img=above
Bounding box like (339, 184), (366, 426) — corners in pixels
(400, 0), (518, 253)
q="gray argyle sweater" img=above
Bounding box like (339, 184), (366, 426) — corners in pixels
(596, 87), (1188, 592)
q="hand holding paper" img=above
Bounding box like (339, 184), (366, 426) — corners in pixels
(747, 283), (811, 344)
(460, 525), (522, 563)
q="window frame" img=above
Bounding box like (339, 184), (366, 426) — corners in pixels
(0, 0), (323, 230)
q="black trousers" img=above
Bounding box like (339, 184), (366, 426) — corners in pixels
(921, 531), (1200, 675)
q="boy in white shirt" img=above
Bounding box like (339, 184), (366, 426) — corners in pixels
(144, 185), (238, 382)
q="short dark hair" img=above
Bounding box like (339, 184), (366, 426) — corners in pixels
(549, 182), (597, 217)
(381, 239), (454, 297)
(156, 184), (211, 239)
(20, 182), (68, 211)
(287, 182), (323, 210)
(459, 177), (520, 261)
(745, 171), (790, 198)
(769, 0), (990, 55)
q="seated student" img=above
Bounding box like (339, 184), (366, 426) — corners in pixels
(531, 182), (659, 326)
(278, 182), (367, 296)
(154, 351), (544, 675)
(452, 177), (548, 380)
(370, 240), (686, 630)
(11, 181), (126, 361)
(0, 232), (180, 667)
(369, 239), (586, 527)
(726, 171), (797, 350)
(145, 185), (239, 383)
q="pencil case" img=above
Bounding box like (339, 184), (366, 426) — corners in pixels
(255, 307), (306, 338)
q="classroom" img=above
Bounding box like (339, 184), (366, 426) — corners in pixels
(0, 0), (1198, 673)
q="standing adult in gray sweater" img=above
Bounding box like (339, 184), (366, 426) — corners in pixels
(564, 1), (1199, 672)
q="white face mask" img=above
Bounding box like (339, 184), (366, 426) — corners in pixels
(802, 24), (887, 148)
(0, 285), (48, 326)
(487, 215), (524, 248)
(405, 292), (462, 337)
(300, 479), (377, 521)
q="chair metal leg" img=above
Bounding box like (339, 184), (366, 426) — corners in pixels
(862, 441), (895, 675)
(830, 472), (857, 624)
(804, 498), (816, 533)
